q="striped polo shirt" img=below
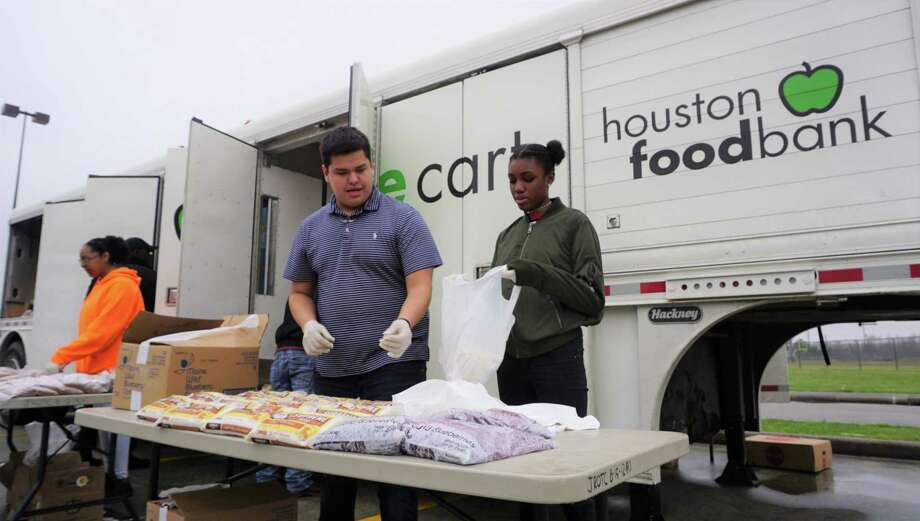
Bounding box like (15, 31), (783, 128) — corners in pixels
(283, 188), (443, 377)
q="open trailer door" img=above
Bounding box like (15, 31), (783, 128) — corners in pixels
(178, 119), (258, 318)
(84, 175), (162, 249)
(348, 62), (381, 166)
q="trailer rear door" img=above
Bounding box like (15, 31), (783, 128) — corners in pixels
(84, 175), (161, 247)
(349, 62), (381, 166)
(178, 119), (258, 318)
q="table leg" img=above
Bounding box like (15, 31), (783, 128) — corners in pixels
(6, 410), (16, 452)
(8, 418), (50, 521)
(106, 430), (117, 482)
(149, 442), (161, 501)
(517, 503), (551, 521)
(594, 491), (609, 521)
(427, 491), (478, 521)
(222, 462), (267, 484)
(629, 483), (664, 521)
(225, 456), (235, 479)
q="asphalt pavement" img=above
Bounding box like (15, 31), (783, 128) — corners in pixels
(760, 401), (920, 427)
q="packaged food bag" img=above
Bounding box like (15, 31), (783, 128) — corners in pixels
(309, 416), (407, 455)
(402, 419), (554, 465)
(247, 410), (341, 448)
(429, 408), (554, 439)
(136, 395), (189, 422)
(202, 402), (283, 437)
(156, 402), (235, 431)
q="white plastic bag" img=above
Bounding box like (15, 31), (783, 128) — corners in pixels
(392, 379), (505, 417)
(24, 421), (79, 466)
(440, 266), (520, 383)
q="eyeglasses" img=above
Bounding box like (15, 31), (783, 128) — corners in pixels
(79, 254), (100, 265)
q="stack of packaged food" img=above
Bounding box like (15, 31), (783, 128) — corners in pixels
(0, 368), (113, 401)
(135, 391), (554, 465)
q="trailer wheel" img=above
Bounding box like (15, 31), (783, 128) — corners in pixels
(0, 340), (25, 369)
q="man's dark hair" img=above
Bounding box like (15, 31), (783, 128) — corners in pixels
(85, 235), (129, 265)
(125, 237), (155, 269)
(320, 126), (371, 167)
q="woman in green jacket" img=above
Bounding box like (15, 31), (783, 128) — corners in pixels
(492, 140), (605, 521)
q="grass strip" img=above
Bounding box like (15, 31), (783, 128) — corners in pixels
(761, 419), (920, 443)
(788, 361), (920, 394)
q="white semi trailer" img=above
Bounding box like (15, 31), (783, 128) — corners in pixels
(3, 0), (920, 499)
(0, 170), (163, 368)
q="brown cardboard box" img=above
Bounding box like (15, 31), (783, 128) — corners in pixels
(746, 434), (832, 472)
(5, 452), (104, 521)
(113, 311), (268, 410)
(145, 482), (296, 521)
(2, 300), (27, 318)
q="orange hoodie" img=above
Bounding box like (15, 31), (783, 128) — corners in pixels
(51, 267), (144, 374)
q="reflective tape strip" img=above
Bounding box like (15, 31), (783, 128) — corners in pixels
(818, 268), (863, 283)
(819, 264), (919, 284)
(640, 281), (667, 294)
(607, 281), (666, 297)
(909, 264), (920, 278)
(609, 283), (640, 296)
(863, 265), (911, 281)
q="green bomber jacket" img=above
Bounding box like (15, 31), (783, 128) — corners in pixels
(491, 197), (605, 358)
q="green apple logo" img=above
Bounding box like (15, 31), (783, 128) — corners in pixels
(779, 62), (844, 117)
(173, 205), (183, 240)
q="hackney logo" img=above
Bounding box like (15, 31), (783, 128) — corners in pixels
(600, 61), (891, 179)
(649, 306), (702, 324)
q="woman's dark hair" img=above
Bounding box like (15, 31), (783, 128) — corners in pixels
(85, 236), (129, 265)
(510, 140), (566, 175)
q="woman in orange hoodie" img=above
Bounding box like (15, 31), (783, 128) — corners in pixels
(47, 236), (145, 374)
(47, 236), (145, 496)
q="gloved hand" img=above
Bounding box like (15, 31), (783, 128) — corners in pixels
(302, 320), (334, 356)
(379, 319), (412, 359)
(501, 268), (517, 284)
(45, 362), (61, 374)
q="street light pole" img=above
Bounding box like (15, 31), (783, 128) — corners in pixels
(12, 115), (27, 209)
(2, 103), (50, 210)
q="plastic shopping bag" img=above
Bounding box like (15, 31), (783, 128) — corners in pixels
(440, 266), (520, 383)
(392, 379), (505, 417)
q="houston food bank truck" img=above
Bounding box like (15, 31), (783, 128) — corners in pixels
(3, 0), (920, 487)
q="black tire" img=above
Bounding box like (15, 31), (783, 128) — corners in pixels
(0, 339), (26, 369)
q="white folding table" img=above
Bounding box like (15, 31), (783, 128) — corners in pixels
(77, 407), (688, 519)
(1, 393), (140, 520)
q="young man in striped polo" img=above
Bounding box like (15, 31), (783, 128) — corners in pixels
(283, 126), (442, 521)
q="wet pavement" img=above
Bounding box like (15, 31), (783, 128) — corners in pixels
(3, 424), (920, 520)
(761, 401), (920, 427)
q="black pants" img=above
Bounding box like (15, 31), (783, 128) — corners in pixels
(314, 361), (426, 521)
(497, 335), (595, 521)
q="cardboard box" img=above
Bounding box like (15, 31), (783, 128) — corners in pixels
(145, 482), (296, 521)
(2, 300), (27, 318)
(746, 434), (832, 472)
(113, 311), (268, 410)
(4, 452), (104, 521)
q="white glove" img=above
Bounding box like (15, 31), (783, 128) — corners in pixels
(45, 362), (61, 374)
(501, 268), (517, 284)
(379, 319), (412, 359)
(302, 320), (334, 356)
